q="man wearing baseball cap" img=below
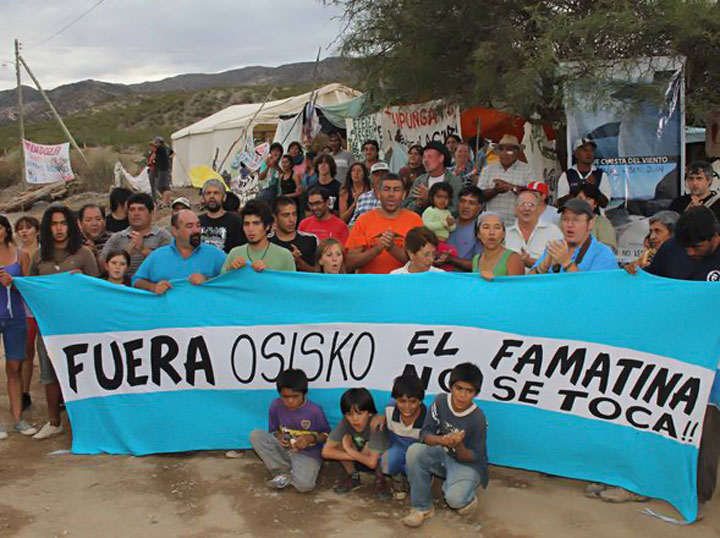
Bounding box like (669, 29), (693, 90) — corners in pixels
(556, 138), (612, 202)
(199, 179), (246, 253)
(526, 181), (559, 227)
(403, 141), (463, 215)
(349, 162), (389, 226)
(477, 134), (534, 226)
(530, 198), (617, 274)
(171, 197), (192, 214)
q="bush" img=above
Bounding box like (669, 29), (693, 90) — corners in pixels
(72, 147), (119, 193)
(0, 153), (21, 189)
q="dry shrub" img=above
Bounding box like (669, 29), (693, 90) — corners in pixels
(71, 147), (119, 193)
(0, 154), (21, 189)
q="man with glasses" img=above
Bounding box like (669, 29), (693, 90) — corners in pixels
(530, 198), (617, 274)
(505, 191), (563, 273)
(298, 187), (349, 244)
(477, 134), (533, 225)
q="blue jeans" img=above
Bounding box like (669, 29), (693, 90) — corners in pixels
(381, 442), (412, 475)
(406, 443), (481, 511)
(250, 430), (321, 493)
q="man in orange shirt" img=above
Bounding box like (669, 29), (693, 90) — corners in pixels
(346, 173), (423, 273)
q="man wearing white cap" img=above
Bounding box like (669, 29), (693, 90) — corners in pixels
(349, 162), (388, 226)
(556, 138), (612, 202)
(477, 134), (534, 225)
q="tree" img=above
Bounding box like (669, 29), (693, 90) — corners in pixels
(326, 0), (720, 125)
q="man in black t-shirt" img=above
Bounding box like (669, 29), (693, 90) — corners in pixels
(669, 161), (720, 221)
(269, 196), (318, 272)
(645, 206), (720, 510)
(199, 179), (246, 253)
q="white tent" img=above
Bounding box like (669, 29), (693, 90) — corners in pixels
(170, 83), (361, 186)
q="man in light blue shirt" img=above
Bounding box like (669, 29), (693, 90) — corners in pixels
(530, 198), (617, 274)
(133, 210), (226, 294)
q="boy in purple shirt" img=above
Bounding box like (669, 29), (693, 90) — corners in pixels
(250, 369), (331, 492)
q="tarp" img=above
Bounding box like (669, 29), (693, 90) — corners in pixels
(171, 83), (361, 186)
(14, 269), (720, 522)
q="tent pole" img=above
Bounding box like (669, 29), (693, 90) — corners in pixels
(15, 39), (28, 186)
(18, 54), (90, 167)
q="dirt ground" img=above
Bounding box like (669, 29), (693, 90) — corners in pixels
(0, 187), (719, 537)
(0, 371), (719, 538)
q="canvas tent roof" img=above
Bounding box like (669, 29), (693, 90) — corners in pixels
(171, 83), (361, 186)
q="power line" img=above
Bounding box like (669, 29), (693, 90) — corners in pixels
(26, 0), (107, 51)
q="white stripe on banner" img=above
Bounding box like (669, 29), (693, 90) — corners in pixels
(45, 322), (713, 448)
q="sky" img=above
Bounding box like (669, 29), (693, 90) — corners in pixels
(0, 0), (346, 91)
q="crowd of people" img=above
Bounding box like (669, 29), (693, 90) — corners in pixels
(0, 130), (719, 524)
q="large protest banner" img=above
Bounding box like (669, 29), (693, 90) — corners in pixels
(565, 57), (684, 263)
(15, 270), (720, 521)
(346, 100), (461, 159)
(22, 139), (75, 184)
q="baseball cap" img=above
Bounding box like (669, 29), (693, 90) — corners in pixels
(558, 198), (594, 218)
(154, 136), (165, 143)
(527, 181), (548, 196)
(573, 137), (597, 151)
(171, 197), (191, 210)
(370, 162), (390, 173)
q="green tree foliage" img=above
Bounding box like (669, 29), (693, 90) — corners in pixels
(327, 0), (720, 123)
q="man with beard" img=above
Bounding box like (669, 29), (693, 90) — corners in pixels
(669, 161), (720, 220)
(269, 196), (318, 272)
(78, 203), (112, 266)
(199, 179), (246, 253)
(530, 198), (617, 274)
(30, 205), (99, 440)
(346, 173), (423, 274)
(299, 187), (349, 243)
(222, 200), (296, 273)
(133, 210), (225, 294)
(101, 193), (172, 278)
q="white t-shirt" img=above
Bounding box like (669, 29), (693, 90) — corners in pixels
(428, 174), (446, 188)
(557, 165), (612, 201)
(505, 220), (563, 273)
(390, 262), (445, 274)
(538, 204), (560, 227)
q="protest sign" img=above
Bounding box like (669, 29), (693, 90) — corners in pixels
(22, 139), (74, 184)
(565, 57), (685, 262)
(346, 100), (461, 160)
(15, 270), (720, 521)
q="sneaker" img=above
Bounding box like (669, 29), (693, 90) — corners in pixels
(32, 422), (64, 440)
(373, 475), (392, 501)
(456, 496), (478, 516)
(265, 473), (291, 489)
(13, 419), (37, 436)
(584, 482), (607, 498)
(22, 392), (32, 411)
(402, 507), (435, 528)
(392, 475), (408, 500)
(333, 473), (361, 494)
(225, 450), (242, 459)
(0, 423), (7, 441)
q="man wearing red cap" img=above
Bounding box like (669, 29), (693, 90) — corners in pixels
(526, 181), (559, 227)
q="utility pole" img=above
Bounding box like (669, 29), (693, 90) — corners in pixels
(15, 39), (27, 185)
(17, 54), (90, 166)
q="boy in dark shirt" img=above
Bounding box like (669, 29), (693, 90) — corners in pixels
(322, 388), (390, 497)
(250, 369), (330, 492)
(403, 363), (488, 528)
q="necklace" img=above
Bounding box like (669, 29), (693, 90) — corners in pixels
(247, 244), (270, 262)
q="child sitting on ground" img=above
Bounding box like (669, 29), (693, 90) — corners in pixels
(402, 362), (489, 528)
(250, 368), (330, 492)
(322, 388), (391, 498)
(375, 373), (427, 500)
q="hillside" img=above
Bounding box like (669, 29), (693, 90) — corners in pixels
(0, 57), (352, 128)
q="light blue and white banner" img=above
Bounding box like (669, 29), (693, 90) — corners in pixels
(15, 270), (720, 521)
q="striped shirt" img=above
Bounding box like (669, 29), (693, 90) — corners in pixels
(349, 190), (380, 226)
(477, 160), (534, 225)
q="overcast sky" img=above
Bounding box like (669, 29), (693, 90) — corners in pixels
(0, 0), (346, 91)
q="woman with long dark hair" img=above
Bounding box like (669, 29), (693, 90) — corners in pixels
(339, 162), (371, 223)
(0, 215), (33, 439)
